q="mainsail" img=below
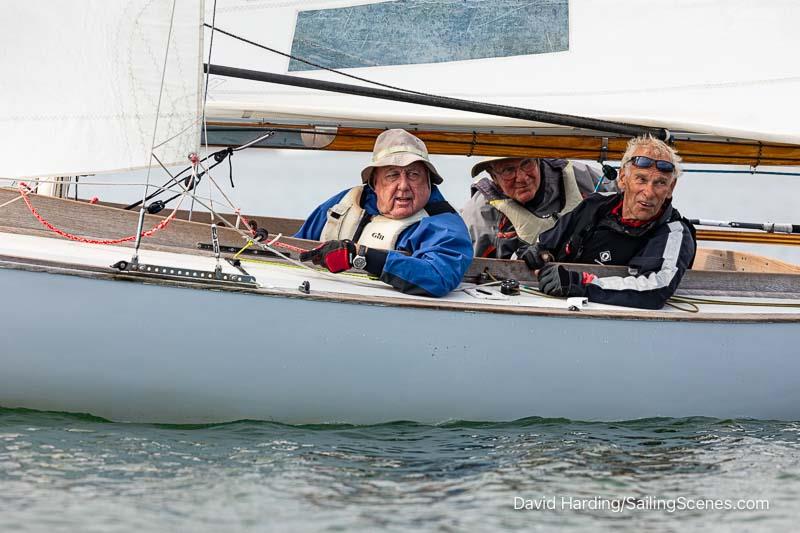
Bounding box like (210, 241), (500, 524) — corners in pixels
(0, 1), (205, 179)
(204, 0), (800, 144)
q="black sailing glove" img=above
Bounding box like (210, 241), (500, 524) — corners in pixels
(299, 239), (356, 273)
(517, 244), (554, 270)
(537, 264), (587, 297)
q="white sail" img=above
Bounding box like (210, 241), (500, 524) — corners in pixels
(0, 1), (204, 179)
(204, 0), (800, 144)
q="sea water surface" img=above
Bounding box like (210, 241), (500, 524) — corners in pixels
(1, 408), (798, 532)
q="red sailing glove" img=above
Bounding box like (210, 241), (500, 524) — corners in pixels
(299, 239), (357, 273)
(537, 264), (595, 297)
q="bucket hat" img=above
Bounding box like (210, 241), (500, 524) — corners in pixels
(471, 156), (535, 178)
(361, 129), (443, 184)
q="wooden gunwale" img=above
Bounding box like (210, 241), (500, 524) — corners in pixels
(695, 229), (800, 247)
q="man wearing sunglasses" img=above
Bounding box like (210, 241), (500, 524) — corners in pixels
(461, 156), (607, 259)
(517, 135), (696, 309)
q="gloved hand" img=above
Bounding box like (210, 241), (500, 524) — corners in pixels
(537, 263), (587, 297)
(517, 244), (554, 270)
(299, 239), (357, 273)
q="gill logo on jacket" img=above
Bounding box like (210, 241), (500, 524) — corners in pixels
(320, 185), (428, 250)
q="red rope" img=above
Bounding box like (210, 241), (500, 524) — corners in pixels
(271, 241), (306, 254)
(235, 208), (305, 254)
(18, 184), (176, 245)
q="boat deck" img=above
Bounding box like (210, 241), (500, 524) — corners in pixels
(2, 231), (799, 323)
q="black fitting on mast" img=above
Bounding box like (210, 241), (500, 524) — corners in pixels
(204, 63), (670, 140)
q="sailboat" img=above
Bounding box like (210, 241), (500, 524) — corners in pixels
(1, 0), (799, 424)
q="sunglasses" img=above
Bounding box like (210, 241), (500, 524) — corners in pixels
(628, 156), (675, 173)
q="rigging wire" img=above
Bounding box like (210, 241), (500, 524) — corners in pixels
(132, 0), (179, 263)
(206, 62), (667, 139)
(202, 0), (219, 220)
(123, 128), (276, 212)
(172, 180), (388, 289)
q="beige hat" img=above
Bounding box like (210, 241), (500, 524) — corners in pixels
(470, 156), (530, 178)
(361, 129), (443, 185)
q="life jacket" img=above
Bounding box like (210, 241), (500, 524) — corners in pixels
(555, 193), (697, 267)
(320, 185), (454, 251)
(473, 161), (584, 245)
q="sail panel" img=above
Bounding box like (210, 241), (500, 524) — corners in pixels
(0, 1), (204, 179)
(205, 0), (800, 145)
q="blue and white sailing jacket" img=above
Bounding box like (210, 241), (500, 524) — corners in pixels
(295, 185), (473, 297)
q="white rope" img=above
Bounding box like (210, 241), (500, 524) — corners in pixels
(0, 195), (24, 210)
(233, 130), (276, 151)
(0, 183), (39, 210)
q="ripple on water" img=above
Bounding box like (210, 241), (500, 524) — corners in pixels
(0, 408), (798, 531)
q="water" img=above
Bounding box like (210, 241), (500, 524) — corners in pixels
(1, 408), (798, 532)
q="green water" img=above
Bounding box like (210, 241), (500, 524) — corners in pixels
(0, 408), (798, 531)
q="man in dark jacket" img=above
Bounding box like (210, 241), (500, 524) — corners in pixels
(518, 135), (696, 309)
(461, 157), (608, 258)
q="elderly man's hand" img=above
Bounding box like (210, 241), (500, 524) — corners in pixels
(299, 239), (357, 273)
(517, 244), (554, 270)
(537, 264), (591, 297)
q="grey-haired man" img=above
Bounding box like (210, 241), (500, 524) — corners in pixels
(461, 156), (608, 259)
(518, 135), (697, 309)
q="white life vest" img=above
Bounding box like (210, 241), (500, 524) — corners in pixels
(358, 211), (428, 250)
(320, 186), (365, 242)
(319, 185), (429, 250)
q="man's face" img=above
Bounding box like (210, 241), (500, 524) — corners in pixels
(490, 158), (540, 204)
(618, 147), (677, 221)
(372, 162), (431, 219)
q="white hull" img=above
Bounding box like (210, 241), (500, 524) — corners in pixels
(1, 235), (798, 423)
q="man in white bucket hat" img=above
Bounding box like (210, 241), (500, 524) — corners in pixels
(296, 129), (472, 297)
(461, 155), (609, 259)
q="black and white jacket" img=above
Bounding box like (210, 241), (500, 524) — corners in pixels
(530, 193), (697, 309)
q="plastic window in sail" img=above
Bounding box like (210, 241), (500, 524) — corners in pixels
(288, 0), (569, 72)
